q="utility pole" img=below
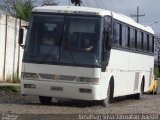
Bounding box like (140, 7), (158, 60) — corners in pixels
(130, 6), (145, 23)
(71, 0), (81, 6)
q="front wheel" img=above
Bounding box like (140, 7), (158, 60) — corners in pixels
(100, 84), (112, 107)
(39, 96), (52, 105)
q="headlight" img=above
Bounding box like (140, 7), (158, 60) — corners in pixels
(21, 72), (39, 80)
(77, 77), (99, 85)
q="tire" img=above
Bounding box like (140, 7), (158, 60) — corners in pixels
(39, 96), (52, 105)
(134, 81), (144, 99)
(100, 84), (111, 107)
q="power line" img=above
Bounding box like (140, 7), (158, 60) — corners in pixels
(94, 0), (101, 8)
(81, 1), (85, 6)
(130, 6), (145, 23)
(109, 0), (118, 11)
(83, 0), (91, 7)
(81, 0), (86, 6)
(98, 0), (107, 9)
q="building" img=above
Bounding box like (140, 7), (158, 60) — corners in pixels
(0, 8), (27, 82)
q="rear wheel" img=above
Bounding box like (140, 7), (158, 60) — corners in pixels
(39, 96), (52, 105)
(134, 81), (144, 99)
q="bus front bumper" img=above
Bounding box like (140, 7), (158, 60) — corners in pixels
(21, 80), (103, 100)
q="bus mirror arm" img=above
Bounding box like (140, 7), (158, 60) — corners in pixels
(18, 27), (24, 48)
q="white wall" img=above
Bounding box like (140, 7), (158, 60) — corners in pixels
(0, 14), (27, 81)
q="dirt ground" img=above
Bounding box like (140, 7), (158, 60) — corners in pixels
(0, 81), (159, 120)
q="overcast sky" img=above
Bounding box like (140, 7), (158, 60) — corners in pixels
(58, 0), (160, 35)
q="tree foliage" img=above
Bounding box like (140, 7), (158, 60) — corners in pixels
(0, 0), (58, 21)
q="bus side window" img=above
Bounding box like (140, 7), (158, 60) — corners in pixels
(137, 31), (142, 51)
(121, 25), (129, 48)
(130, 28), (136, 49)
(113, 22), (121, 47)
(149, 35), (153, 53)
(141, 32), (144, 50)
(152, 36), (154, 53)
(143, 33), (148, 52)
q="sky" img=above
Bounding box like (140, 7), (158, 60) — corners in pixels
(58, 0), (160, 35)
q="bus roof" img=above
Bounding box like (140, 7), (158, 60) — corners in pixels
(33, 6), (154, 34)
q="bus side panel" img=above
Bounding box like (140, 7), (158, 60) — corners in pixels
(107, 49), (154, 97)
(141, 54), (154, 92)
(107, 49), (130, 97)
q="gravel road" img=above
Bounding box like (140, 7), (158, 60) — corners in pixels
(0, 82), (159, 120)
(0, 92), (160, 115)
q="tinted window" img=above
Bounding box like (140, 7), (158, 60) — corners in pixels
(122, 25), (129, 48)
(152, 36), (154, 53)
(149, 35), (154, 53)
(137, 30), (142, 50)
(143, 33), (148, 51)
(130, 28), (135, 49)
(141, 32), (144, 50)
(147, 34), (149, 51)
(113, 22), (121, 46)
(127, 27), (130, 47)
(24, 14), (102, 66)
(135, 30), (137, 49)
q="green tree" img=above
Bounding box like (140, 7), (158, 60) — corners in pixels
(0, 0), (58, 21)
(15, 1), (33, 21)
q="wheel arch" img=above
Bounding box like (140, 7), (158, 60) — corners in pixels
(140, 75), (145, 92)
(109, 76), (114, 98)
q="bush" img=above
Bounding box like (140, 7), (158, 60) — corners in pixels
(154, 66), (160, 78)
(0, 86), (20, 93)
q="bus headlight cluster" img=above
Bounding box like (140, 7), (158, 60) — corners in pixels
(77, 77), (99, 85)
(21, 72), (39, 80)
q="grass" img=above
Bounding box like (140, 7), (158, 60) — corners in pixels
(0, 74), (21, 93)
(0, 86), (20, 93)
(5, 74), (20, 83)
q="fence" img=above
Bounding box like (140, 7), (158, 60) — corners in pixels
(0, 14), (27, 82)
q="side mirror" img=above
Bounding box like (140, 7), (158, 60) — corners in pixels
(18, 28), (24, 45)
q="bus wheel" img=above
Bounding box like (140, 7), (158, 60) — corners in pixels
(134, 81), (144, 99)
(39, 96), (52, 105)
(100, 84), (111, 107)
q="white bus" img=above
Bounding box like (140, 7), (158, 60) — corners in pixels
(19, 6), (155, 106)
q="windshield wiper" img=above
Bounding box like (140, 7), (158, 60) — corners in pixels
(59, 18), (76, 64)
(40, 17), (76, 64)
(64, 32), (76, 64)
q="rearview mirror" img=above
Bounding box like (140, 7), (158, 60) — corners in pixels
(18, 28), (24, 45)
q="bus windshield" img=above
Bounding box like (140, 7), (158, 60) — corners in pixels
(23, 13), (102, 67)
